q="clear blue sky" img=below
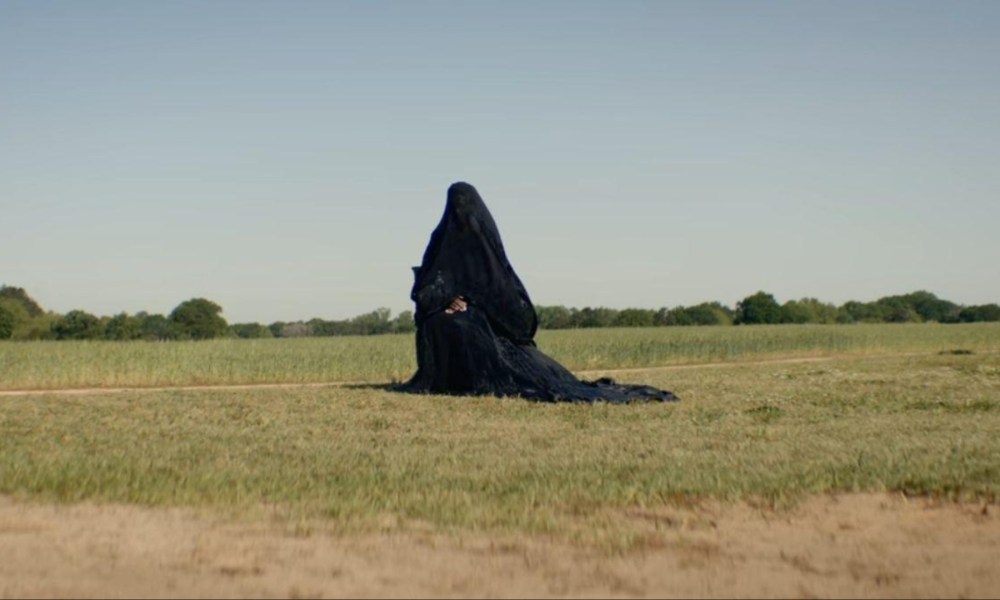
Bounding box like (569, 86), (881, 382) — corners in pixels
(3, 1), (998, 323)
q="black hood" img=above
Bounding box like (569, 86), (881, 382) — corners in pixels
(411, 182), (538, 344)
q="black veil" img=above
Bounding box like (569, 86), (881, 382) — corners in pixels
(411, 182), (537, 344)
(398, 182), (677, 404)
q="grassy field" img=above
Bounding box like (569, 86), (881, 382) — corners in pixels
(1, 324), (998, 547)
(1, 322), (998, 390)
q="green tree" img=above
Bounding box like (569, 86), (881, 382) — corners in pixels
(104, 312), (142, 340)
(0, 303), (14, 339)
(351, 307), (393, 335)
(612, 308), (656, 327)
(310, 318), (350, 336)
(391, 310), (416, 334)
(781, 300), (813, 324)
(838, 300), (883, 323)
(0, 298), (29, 332)
(957, 304), (1000, 322)
(536, 305), (575, 329)
(19, 313), (59, 340)
(781, 298), (838, 324)
(0, 290), (56, 340)
(898, 291), (959, 323)
(279, 321), (314, 337)
(665, 306), (695, 326)
(169, 298), (228, 340)
(887, 305), (921, 323)
(136, 312), (180, 341)
(230, 322), (273, 338)
(575, 307), (618, 328)
(0, 285), (44, 317)
(663, 303), (732, 326)
(52, 310), (104, 340)
(735, 292), (783, 325)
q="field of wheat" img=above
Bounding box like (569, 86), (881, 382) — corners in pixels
(1, 322), (997, 390)
(3, 324), (998, 596)
(1, 324), (998, 535)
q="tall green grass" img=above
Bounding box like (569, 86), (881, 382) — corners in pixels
(1, 323), (997, 390)
(542, 322), (1000, 368)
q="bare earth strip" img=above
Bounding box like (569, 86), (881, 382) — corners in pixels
(1, 494), (997, 599)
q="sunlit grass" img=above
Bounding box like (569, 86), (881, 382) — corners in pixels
(1, 323), (997, 390)
(2, 351), (997, 546)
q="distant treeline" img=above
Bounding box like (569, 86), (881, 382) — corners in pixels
(539, 291), (1000, 329)
(1, 285), (997, 342)
(0, 286), (416, 341)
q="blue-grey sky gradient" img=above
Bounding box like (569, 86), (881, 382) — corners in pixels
(3, 1), (998, 323)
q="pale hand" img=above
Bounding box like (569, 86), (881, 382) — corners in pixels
(444, 297), (467, 315)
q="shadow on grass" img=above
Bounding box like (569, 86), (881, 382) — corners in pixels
(342, 382), (399, 392)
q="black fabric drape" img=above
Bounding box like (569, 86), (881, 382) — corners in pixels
(397, 182), (677, 404)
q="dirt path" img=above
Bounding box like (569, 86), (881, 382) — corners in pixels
(1, 494), (997, 598)
(0, 380), (350, 398)
(0, 353), (886, 398)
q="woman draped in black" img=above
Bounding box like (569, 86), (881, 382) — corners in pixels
(397, 182), (677, 404)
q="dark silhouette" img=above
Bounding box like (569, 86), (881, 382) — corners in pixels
(396, 182), (678, 403)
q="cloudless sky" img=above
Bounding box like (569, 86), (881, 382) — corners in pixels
(2, 1), (998, 323)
